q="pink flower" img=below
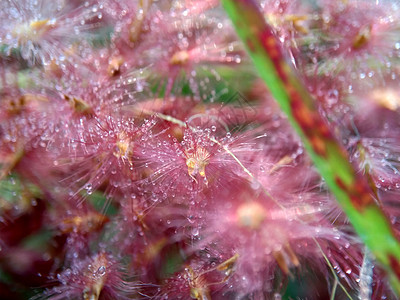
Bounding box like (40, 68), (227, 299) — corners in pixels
(311, 0), (400, 79)
(40, 252), (144, 300)
(0, 0), (109, 66)
(50, 114), (157, 201)
(157, 253), (238, 300)
(182, 158), (360, 297)
(139, 121), (260, 204)
(108, 1), (242, 100)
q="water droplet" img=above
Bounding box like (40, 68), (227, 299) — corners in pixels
(250, 179), (260, 190)
(85, 183), (93, 194)
(97, 266), (106, 276)
(274, 293), (282, 300)
(192, 227), (199, 236)
(326, 89), (339, 106)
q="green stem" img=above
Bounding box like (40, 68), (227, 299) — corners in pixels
(222, 0), (400, 293)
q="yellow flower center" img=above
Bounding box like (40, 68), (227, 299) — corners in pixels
(185, 147), (210, 183)
(13, 19), (55, 43)
(113, 132), (133, 165)
(170, 50), (190, 65)
(236, 201), (266, 230)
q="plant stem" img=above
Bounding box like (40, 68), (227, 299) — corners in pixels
(222, 0), (400, 293)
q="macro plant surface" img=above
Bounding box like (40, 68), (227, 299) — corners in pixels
(1, 0), (400, 300)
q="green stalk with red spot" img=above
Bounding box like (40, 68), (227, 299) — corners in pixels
(221, 0), (400, 293)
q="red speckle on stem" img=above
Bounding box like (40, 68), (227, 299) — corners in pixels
(335, 176), (374, 211)
(389, 255), (400, 281)
(246, 38), (255, 53)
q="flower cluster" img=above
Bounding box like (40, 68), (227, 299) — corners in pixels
(1, 0), (400, 299)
